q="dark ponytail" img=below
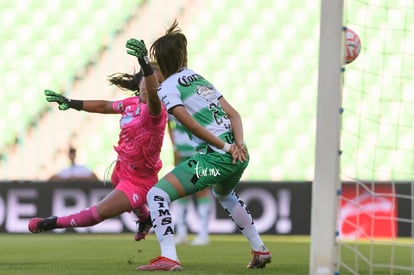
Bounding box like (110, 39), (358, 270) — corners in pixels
(108, 71), (143, 95)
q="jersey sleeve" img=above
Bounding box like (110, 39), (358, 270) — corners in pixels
(112, 97), (137, 113)
(112, 99), (126, 113)
(158, 85), (183, 113)
(214, 87), (222, 99)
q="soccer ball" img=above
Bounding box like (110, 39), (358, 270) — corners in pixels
(344, 27), (361, 64)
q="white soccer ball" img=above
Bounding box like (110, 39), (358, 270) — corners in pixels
(344, 27), (361, 64)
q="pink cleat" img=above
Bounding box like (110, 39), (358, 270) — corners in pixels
(246, 246), (272, 269)
(137, 256), (182, 271)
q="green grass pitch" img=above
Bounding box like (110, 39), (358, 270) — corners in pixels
(0, 234), (308, 275)
(1, 233), (412, 274)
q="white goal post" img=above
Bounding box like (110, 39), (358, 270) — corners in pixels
(309, 0), (344, 274)
(311, 0), (414, 274)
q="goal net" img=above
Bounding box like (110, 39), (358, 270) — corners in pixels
(339, 0), (414, 274)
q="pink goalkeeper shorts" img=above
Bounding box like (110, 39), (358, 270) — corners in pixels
(111, 160), (158, 209)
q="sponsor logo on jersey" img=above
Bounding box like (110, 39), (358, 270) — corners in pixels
(177, 73), (204, 87)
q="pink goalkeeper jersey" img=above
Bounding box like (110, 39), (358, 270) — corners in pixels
(112, 97), (167, 179)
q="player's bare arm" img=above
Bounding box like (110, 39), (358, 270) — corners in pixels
(218, 97), (246, 152)
(172, 105), (245, 163)
(125, 38), (162, 116)
(81, 100), (115, 114)
(144, 75), (162, 116)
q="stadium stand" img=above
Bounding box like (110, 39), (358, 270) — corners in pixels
(1, 0), (320, 181)
(0, 0), (142, 178)
(1, 0), (137, 147)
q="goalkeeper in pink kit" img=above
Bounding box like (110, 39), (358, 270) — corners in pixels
(28, 47), (166, 241)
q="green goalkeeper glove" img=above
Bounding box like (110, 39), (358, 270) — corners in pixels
(44, 90), (83, 111)
(125, 38), (153, 76)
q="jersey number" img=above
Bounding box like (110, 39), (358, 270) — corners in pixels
(209, 103), (230, 129)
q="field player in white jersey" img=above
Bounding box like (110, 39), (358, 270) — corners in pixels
(125, 19), (272, 271)
(168, 115), (213, 246)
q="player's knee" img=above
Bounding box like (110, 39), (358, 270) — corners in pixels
(212, 189), (232, 201)
(211, 188), (225, 201)
(147, 187), (171, 205)
(212, 189), (240, 211)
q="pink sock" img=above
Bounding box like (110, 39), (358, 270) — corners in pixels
(56, 205), (104, 228)
(134, 204), (149, 222)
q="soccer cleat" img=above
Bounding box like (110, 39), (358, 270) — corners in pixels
(134, 216), (152, 241)
(28, 216), (58, 233)
(137, 256), (182, 271)
(246, 246), (272, 269)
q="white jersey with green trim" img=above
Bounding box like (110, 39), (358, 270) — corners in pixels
(159, 68), (233, 152)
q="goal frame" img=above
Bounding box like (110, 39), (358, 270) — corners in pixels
(309, 0), (344, 274)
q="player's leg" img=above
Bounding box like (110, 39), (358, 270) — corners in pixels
(172, 155), (191, 244)
(211, 154), (271, 268)
(28, 189), (131, 233)
(133, 204), (150, 224)
(212, 186), (272, 268)
(191, 188), (212, 245)
(174, 196), (190, 244)
(130, 177), (157, 241)
(133, 204), (152, 241)
(146, 173), (198, 259)
(138, 159), (201, 271)
(30, 164), (141, 234)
